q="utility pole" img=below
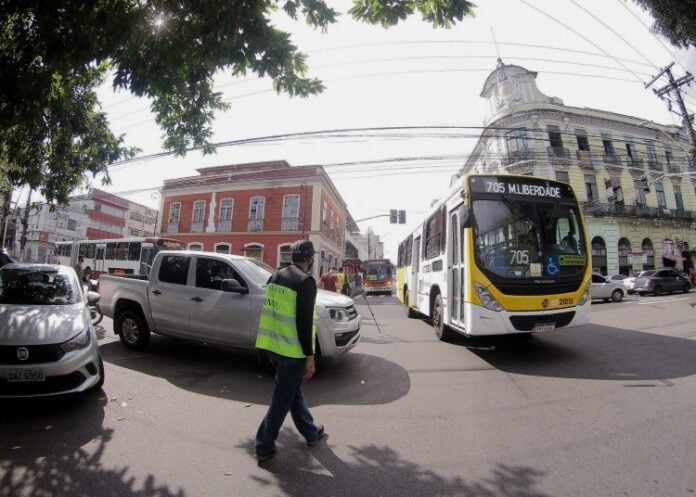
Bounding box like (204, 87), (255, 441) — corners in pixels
(646, 63), (696, 157)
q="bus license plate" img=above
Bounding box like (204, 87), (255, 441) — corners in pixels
(7, 369), (46, 383)
(532, 323), (555, 333)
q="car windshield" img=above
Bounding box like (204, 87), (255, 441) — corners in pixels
(237, 258), (273, 287)
(472, 198), (587, 279)
(364, 262), (391, 281)
(0, 268), (80, 305)
(639, 271), (656, 277)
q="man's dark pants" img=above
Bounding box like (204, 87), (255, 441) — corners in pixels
(255, 352), (319, 456)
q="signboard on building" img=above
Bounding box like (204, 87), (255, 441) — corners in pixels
(627, 252), (647, 264)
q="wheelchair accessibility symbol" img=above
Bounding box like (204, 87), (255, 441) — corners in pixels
(545, 256), (560, 276)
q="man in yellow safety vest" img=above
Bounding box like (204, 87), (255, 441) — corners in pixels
(254, 239), (326, 462)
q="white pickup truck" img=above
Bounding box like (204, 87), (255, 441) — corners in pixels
(99, 251), (361, 359)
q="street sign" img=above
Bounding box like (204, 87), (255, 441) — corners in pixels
(627, 252), (647, 264)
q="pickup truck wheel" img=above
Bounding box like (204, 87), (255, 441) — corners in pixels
(116, 309), (150, 350)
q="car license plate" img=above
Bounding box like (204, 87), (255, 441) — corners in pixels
(532, 323), (555, 333)
(7, 369), (46, 383)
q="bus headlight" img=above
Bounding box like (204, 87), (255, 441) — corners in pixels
(578, 281), (591, 306)
(474, 283), (503, 312)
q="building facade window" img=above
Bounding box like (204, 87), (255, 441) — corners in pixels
(547, 125), (563, 149)
(188, 243), (203, 251)
(218, 198), (233, 232)
(505, 128), (527, 153)
(244, 243), (263, 261)
(130, 212), (144, 222)
(281, 194), (300, 231)
(634, 179), (646, 205)
(591, 236), (607, 275)
(664, 144), (674, 168)
(642, 238), (654, 270)
(67, 219), (78, 231)
(618, 238), (631, 275)
(625, 139), (638, 165)
(278, 245), (293, 267)
(322, 200), (328, 227)
(95, 203), (126, 218)
(168, 202), (181, 232)
(655, 182), (666, 208)
(645, 140), (658, 165)
(601, 133), (615, 155)
(674, 184), (684, 211)
(215, 243), (231, 254)
(248, 197), (265, 231)
(584, 174), (599, 203)
(575, 128), (590, 151)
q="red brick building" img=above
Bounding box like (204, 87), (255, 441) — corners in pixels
(158, 161), (351, 278)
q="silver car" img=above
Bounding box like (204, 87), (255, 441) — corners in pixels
(0, 264), (104, 397)
(591, 273), (625, 302)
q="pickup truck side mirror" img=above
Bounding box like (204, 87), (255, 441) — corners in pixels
(221, 278), (248, 294)
(87, 291), (101, 305)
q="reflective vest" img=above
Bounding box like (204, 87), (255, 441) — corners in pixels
(256, 282), (316, 358)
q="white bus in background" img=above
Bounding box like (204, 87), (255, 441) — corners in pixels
(54, 237), (185, 278)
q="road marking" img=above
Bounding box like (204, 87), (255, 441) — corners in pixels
(635, 297), (690, 305)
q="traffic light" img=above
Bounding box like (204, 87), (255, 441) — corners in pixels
(640, 175), (650, 192)
(389, 209), (397, 223)
(398, 210), (406, 224)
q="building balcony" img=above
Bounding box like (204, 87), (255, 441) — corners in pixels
(502, 149), (532, 166)
(217, 220), (232, 232)
(191, 221), (204, 233)
(281, 217), (302, 231)
(647, 159), (662, 171)
(666, 164), (680, 175)
(583, 202), (696, 221)
(576, 150), (597, 171)
(603, 153), (621, 166)
(247, 218), (264, 232)
(626, 157), (644, 169)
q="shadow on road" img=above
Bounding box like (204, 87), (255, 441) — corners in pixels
(100, 337), (410, 407)
(242, 430), (551, 497)
(0, 394), (185, 497)
(450, 323), (696, 381)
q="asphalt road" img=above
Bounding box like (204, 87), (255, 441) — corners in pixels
(2, 292), (696, 497)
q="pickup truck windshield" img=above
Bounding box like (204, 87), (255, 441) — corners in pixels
(237, 259), (273, 287)
(0, 269), (80, 305)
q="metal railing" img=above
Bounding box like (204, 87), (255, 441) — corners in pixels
(583, 202), (695, 220)
(217, 220), (232, 232)
(547, 146), (570, 158)
(281, 217), (301, 231)
(603, 153), (621, 166)
(576, 150), (595, 171)
(247, 218), (264, 232)
(166, 222), (178, 233)
(626, 157), (644, 168)
(191, 221), (204, 233)
(503, 149), (532, 165)
(647, 159), (662, 171)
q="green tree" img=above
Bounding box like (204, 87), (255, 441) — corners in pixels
(0, 1), (475, 204)
(632, 0), (696, 49)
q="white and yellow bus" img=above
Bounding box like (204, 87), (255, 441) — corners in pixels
(397, 174), (591, 339)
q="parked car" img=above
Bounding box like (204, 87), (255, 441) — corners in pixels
(622, 271), (649, 295)
(634, 268), (691, 296)
(591, 273), (625, 302)
(0, 264), (104, 397)
(98, 251), (361, 359)
(607, 273), (629, 291)
(0, 248), (15, 268)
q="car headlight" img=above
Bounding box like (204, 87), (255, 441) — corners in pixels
(328, 307), (351, 321)
(474, 283), (503, 312)
(60, 328), (91, 353)
(578, 281), (591, 306)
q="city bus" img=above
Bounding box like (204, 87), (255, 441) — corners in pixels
(397, 174), (591, 339)
(362, 259), (394, 295)
(54, 237), (185, 278)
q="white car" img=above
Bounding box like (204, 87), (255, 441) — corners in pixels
(591, 273), (625, 302)
(607, 274), (629, 291)
(623, 272), (647, 294)
(0, 264), (104, 397)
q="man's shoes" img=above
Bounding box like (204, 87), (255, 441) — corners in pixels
(255, 447), (277, 462)
(306, 425), (327, 447)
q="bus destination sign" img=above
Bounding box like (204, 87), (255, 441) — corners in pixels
(469, 176), (573, 199)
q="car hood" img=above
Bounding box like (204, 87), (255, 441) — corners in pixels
(0, 303), (87, 345)
(315, 289), (354, 308)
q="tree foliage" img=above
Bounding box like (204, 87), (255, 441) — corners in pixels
(632, 0), (696, 49)
(0, 0), (475, 203)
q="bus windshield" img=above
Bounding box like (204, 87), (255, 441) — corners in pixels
(472, 197), (586, 279)
(364, 261), (392, 281)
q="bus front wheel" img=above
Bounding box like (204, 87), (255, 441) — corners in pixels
(432, 294), (451, 342)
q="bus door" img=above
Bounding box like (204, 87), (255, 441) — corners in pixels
(94, 245), (106, 277)
(412, 236), (421, 307)
(448, 210), (463, 327)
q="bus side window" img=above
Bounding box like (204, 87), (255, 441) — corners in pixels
(128, 242), (142, 261)
(105, 243), (117, 260)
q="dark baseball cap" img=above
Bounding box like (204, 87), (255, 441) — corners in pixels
(291, 240), (316, 262)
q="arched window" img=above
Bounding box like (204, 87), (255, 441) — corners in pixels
(641, 238), (654, 270)
(218, 199), (233, 232)
(278, 244), (293, 268)
(618, 238), (631, 275)
(591, 236), (607, 275)
(281, 195), (300, 231)
(188, 243), (203, 251)
(215, 243), (230, 254)
(248, 197), (265, 231)
(244, 243), (263, 261)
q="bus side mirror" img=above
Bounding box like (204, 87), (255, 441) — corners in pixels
(459, 205), (474, 228)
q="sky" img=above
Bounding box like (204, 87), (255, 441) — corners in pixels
(92, 0), (696, 261)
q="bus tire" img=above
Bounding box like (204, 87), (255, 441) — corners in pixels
(432, 294), (451, 341)
(116, 309), (150, 350)
(405, 293), (417, 319)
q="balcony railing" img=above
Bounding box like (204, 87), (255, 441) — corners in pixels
(647, 159), (662, 171)
(247, 218), (264, 232)
(217, 220), (232, 232)
(503, 149), (532, 166)
(603, 153), (621, 166)
(583, 202), (695, 220)
(626, 157), (644, 168)
(191, 221), (204, 233)
(547, 146), (570, 158)
(666, 164), (680, 175)
(576, 150), (596, 171)
(281, 217), (301, 231)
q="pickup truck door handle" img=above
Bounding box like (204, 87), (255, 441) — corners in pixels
(191, 296), (203, 302)
(152, 289), (162, 295)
